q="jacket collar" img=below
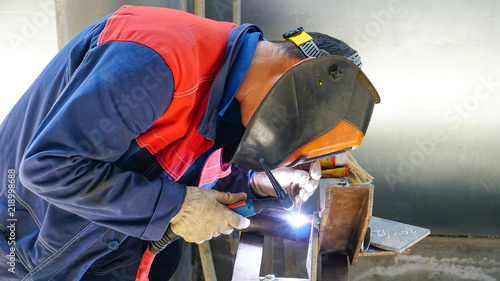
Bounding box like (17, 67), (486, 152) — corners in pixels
(197, 24), (263, 141)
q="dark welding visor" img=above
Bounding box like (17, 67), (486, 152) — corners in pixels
(231, 56), (380, 172)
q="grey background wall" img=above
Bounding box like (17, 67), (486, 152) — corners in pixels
(242, 0), (500, 236)
(0, 0), (57, 122)
(2, 0), (499, 236)
(238, 0), (500, 236)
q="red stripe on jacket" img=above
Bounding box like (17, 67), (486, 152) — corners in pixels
(98, 6), (237, 180)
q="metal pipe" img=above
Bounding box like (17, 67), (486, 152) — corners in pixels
(198, 241), (217, 281)
(241, 209), (312, 243)
(179, 0), (188, 12)
(361, 227), (371, 253)
(232, 0), (241, 25)
(193, 0), (205, 17)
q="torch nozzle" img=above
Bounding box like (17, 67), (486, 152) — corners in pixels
(258, 158), (294, 210)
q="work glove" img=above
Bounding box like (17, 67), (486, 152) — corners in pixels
(329, 151), (374, 184)
(169, 186), (250, 244)
(249, 161), (321, 209)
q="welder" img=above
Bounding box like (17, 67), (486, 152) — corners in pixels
(0, 5), (379, 280)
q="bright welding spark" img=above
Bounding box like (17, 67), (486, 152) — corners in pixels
(287, 212), (310, 228)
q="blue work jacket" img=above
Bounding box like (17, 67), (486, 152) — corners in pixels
(0, 6), (260, 280)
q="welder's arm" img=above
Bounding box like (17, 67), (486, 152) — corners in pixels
(19, 42), (182, 241)
(249, 161), (321, 207)
(213, 164), (256, 195)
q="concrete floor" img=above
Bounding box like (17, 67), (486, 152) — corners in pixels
(349, 236), (500, 281)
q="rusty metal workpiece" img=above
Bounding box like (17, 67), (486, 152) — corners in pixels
(232, 178), (374, 279)
(318, 179), (374, 265)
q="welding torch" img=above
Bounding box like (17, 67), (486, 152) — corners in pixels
(136, 158), (294, 281)
(228, 158), (294, 216)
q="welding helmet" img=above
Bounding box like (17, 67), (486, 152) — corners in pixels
(231, 28), (380, 172)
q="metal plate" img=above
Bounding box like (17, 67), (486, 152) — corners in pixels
(368, 216), (430, 253)
(232, 234), (264, 281)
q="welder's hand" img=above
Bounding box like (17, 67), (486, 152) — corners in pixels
(249, 161), (321, 207)
(169, 187), (250, 244)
